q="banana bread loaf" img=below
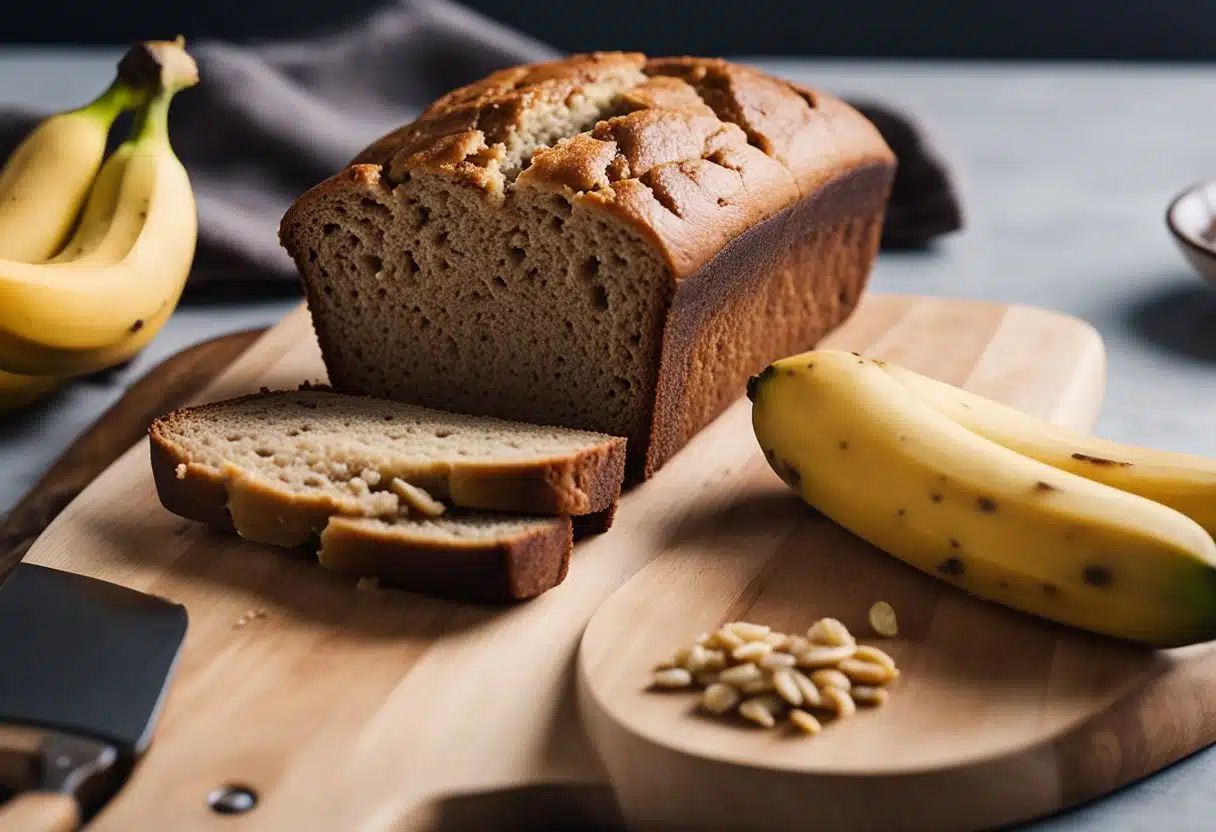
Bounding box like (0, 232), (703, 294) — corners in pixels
(279, 52), (896, 483)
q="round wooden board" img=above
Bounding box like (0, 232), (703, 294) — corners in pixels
(577, 299), (1215, 832)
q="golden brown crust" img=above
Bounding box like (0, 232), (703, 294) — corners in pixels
(350, 52), (649, 170)
(317, 514), (573, 603)
(297, 51), (894, 279)
(642, 162), (893, 479)
(277, 53), (897, 485)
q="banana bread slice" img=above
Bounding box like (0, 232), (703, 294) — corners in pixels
(150, 387), (625, 524)
(317, 513), (572, 603)
(148, 389), (627, 601)
(279, 52), (896, 483)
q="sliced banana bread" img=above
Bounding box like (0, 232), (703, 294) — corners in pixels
(317, 513), (572, 603)
(148, 388), (627, 601)
(279, 51), (895, 483)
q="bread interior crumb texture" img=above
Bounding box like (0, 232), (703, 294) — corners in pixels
(285, 63), (674, 451)
(157, 391), (618, 518)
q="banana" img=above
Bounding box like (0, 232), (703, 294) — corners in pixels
(0, 39), (198, 378)
(876, 360), (1216, 538)
(747, 349), (1216, 648)
(0, 48), (151, 409)
(0, 75), (140, 264)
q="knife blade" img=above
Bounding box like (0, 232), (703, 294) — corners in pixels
(0, 563), (187, 831)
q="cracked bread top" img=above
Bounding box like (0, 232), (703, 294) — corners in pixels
(287, 51), (895, 278)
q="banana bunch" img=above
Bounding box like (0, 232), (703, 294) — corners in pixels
(748, 349), (1216, 649)
(0, 38), (198, 413)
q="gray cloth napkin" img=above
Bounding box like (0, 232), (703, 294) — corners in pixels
(0, 0), (963, 288)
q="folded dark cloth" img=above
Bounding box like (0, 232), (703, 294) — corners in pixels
(0, 0), (962, 287)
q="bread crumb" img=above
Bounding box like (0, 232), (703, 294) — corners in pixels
(233, 608), (268, 629)
(175, 463), (187, 480)
(390, 478), (446, 517)
(360, 468), (382, 487)
(357, 576), (381, 591)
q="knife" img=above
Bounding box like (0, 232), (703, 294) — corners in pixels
(0, 563), (187, 831)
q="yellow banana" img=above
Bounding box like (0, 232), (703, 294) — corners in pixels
(0, 39), (198, 378)
(48, 141), (139, 264)
(877, 360), (1216, 539)
(0, 75), (140, 263)
(748, 349), (1216, 648)
(0, 49), (151, 409)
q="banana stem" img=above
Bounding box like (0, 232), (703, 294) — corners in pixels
(121, 38), (199, 149)
(72, 36), (198, 126)
(117, 36), (199, 99)
(75, 79), (144, 126)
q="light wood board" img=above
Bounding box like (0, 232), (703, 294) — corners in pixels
(577, 296), (1216, 831)
(17, 293), (1211, 831)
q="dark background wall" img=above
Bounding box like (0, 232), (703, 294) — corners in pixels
(3, 0), (1214, 62)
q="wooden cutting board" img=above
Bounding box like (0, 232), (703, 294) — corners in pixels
(14, 293), (1215, 831)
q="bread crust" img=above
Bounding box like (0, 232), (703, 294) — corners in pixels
(279, 52), (896, 483)
(317, 514), (572, 603)
(289, 53), (893, 280)
(149, 419), (582, 603)
(149, 390), (627, 517)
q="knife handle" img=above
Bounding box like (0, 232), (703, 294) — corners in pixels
(0, 726), (118, 832)
(0, 792), (78, 832)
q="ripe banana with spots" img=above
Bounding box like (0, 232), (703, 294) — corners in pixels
(876, 360), (1216, 539)
(0, 38), (198, 378)
(747, 349), (1216, 648)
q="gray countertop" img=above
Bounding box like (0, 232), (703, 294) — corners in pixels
(3, 48), (1215, 830)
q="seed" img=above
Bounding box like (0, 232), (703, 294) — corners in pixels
(671, 647), (692, 668)
(810, 668), (851, 692)
(853, 645), (898, 673)
(782, 635), (811, 654)
(702, 649), (727, 671)
(868, 601), (899, 637)
(740, 676), (776, 695)
(851, 685), (890, 707)
(773, 669), (803, 706)
(839, 658), (895, 685)
(719, 662), (763, 687)
(759, 651), (797, 670)
(694, 631), (713, 646)
(807, 617), (855, 647)
(739, 699), (776, 728)
(701, 683), (741, 714)
(823, 685), (856, 718)
(714, 628), (746, 650)
(727, 621), (773, 642)
(796, 644), (857, 668)
(789, 708), (822, 735)
(652, 668), (693, 688)
(733, 641), (774, 662)
(790, 670), (822, 707)
(695, 671), (722, 687)
(763, 631), (788, 647)
(685, 644), (711, 672)
(741, 693), (785, 726)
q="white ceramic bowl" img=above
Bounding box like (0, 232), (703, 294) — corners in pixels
(1167, 179), (1216, 283)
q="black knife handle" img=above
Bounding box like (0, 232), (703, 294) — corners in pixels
(0, 727), (117, 832)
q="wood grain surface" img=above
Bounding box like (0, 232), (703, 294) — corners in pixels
(7, 294), (1213, 831)
(0, 330), (265, 578)
(576, 298), (1216, 831)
